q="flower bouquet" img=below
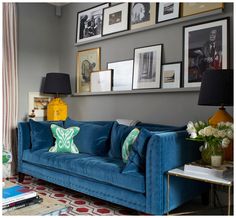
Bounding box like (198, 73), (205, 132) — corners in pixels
(186, 121), (233, 166)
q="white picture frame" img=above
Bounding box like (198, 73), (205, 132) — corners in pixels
(102, 3), (129, 36)
(161, 62), (181, 89)
(90, 70), (112, 92)
(157, 3), (180, 23)
(133, 44), (163, 90)
(28, 92), (52, 118)
(108, 60), (133, 91)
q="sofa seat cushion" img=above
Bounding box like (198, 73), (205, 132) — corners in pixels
(22, 149), (145, 194)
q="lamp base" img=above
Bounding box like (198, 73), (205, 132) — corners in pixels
(47, 98), (67, 121)
(208, 107), (233, 161)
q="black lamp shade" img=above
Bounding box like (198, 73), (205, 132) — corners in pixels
(198, 69), (233, 106)
(43, 73), (71, 95)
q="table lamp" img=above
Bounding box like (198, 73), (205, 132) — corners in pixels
(43, 73), (71, 121)
(198, 69), (233, 160)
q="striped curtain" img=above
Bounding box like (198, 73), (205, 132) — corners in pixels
(2, 3), (18, 176)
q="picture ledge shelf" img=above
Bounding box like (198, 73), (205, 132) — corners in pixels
(75, 8), (223, 47)
(72, 87), (200, 97)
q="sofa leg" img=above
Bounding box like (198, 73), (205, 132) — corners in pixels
(201, 191), (209, 205)
(18, 172), (25, 183)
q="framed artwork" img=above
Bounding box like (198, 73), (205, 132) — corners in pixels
(76, 3), (110, 43)
(90, 70), (112, 92)
(107, 60), (133, 91)
(181, 3), (224, 17)
(76, 47), (101, 93)
(161, 62), (181, 89)
(102, 3), (129, 36)
(28, 92), (52, 118)
(130, 3), (156, 30)
(133, 44), (163, 90)
(183, 18), (228, 87)
(157, 3), (180, 23)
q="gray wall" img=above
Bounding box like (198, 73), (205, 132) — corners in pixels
(18, 3), (233, 125)
(18, 3), (59, 121)
(59, 3), (233, 125)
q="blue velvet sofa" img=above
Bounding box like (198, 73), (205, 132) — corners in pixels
(17, 119), (206, 215)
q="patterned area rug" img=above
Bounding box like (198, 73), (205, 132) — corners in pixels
(7, 175), (143, 216)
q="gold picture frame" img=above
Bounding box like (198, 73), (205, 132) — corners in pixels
(181, 3), (224, 17)
(76, 47), (101, 93)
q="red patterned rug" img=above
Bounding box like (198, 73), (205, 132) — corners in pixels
(7, 175), (143, 216)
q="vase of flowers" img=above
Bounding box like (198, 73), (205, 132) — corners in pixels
(186, 121), (233, 166)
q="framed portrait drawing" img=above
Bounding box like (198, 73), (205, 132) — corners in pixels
(183, 18), (228, 87)
(76, 47), (101, 93)
(161, 62), (181, 89)
(102, 3), (129, 36)
(108, 60), (133, 91)
(157, 3), (180, 23)
(133, 44), (163, 90)
(76, 3), (110, 43)
(28, 92), (52, 118)
(90, 70), (112, 92)
(130, 3), (156, 30)
(181, 3), (224, 17)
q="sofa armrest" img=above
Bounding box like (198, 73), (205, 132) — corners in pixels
(18, 122), (31, 171)
(145, 130), (201, 214)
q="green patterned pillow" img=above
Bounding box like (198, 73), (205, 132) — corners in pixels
(49, 124), (80, 153)
(122, 128), (140, 163)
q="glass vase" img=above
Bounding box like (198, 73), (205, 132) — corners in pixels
(201, 142), (224, 165)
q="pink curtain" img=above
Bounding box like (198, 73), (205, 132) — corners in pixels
(2, 3), (18, 175)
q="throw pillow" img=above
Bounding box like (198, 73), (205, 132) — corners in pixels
(49, 124), (80, 153)
(64, 118), (113, 156)
(108, 121), (135, 159)
(122, 128), (140, 163)
(29, 119), (63, 151)
(122, 128), (152, 173)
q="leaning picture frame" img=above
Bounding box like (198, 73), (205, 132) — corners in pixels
(28, 92), (52, 118)
(75, 3), (110, 43)
(76, 47), (101, 93)
(130, 3), (156, 30)
(107, 59), (133, 91)
(102, 3), (129, 36)
(90, 70), (112, 92)
(161, 62), (181, 89)
(157, 3), (180, 23)
(132, 44), (163, 90)
(183, 18), (228, 87)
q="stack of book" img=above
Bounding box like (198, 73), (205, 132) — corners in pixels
(3, 185), (43, 213)
(184, 160), (233, 178)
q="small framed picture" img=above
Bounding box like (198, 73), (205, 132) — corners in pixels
(161, 62), (181, 89)
(183, 18), (228, 87)
(91, 70), (112, 92)
(130, 3), (156, 30)
(28, 92), (52, 118)
(108, 60), (133, 91)
(75, 3), (110, 43)
(157, 3), (180, 23)
(76, 47), (101, 93)
(181, 3), (224, 17)
(102, 3), (129, 36)
(133, 44), (163, 90)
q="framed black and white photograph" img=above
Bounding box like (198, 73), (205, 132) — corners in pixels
(130, 3), (156, 30)
(161, 62), (181, 89)
(157, 3), (180, 23)
(108, 60), (133, 91)
(183, 18), (228, 87)
(76, 3), (110, 43)
(133, 44), (163, 90)
(90, 70), (112, 92)
(102, 3), (129, 36)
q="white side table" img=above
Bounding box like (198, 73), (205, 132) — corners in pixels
(167, 167), (233, 215)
